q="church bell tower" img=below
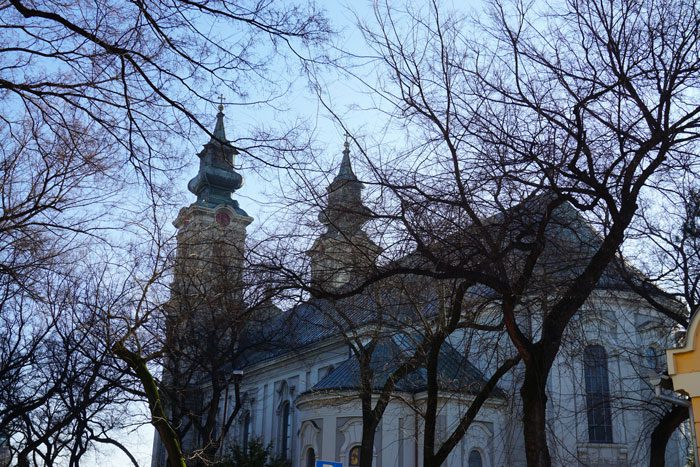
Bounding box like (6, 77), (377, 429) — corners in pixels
(307, 137), (380, 292)
(154, 104), (253, 467)
(172, 103), (253, 302)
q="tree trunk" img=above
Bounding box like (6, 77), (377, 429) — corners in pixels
(113, 343), (187, 467)
(432, 356), (521, 465)
(649, 405), (689, 467)
(423, 344), (441, 466)
(359, 383), (378, 467)
(197, 385), (223, 465)
(520, 360), (552, 467)
(359, 418), (377, 467)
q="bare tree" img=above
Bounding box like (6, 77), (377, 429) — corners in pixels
(0, 260), (145, 467)
(249, 141), (525, 466)
(616, 181), (700, 465)
(0, 115), (138, 466)
(104, 206), (295, 467)
(295, 1), (700, 466)
(1, 0), (331, 177)
(1, 2), (333, 465)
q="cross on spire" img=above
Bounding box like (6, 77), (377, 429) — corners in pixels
(217, 93), (225, 113)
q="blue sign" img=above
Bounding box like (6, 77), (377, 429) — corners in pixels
(316, 461), (342, 467)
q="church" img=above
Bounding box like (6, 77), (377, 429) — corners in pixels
(152, 108), (689, 467)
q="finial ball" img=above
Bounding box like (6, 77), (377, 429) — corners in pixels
(217, 93), (225, 113)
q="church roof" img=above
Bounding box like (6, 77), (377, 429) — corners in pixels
(307, 336), (506, 397)
(394, 192), (667, 298)
(237, 294), (423, 367)
(238, 293), (510, 400)
(236, 191), (673, 387)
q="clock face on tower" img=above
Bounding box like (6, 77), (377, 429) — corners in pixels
(215, 210), (231, 227)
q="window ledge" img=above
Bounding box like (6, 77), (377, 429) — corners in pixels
(577, 443), (628, 466)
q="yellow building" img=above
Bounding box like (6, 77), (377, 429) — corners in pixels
(667, 312), (700, 465)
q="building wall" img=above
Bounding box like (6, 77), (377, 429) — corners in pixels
(216, 291), (687, 467)
(228, 338), (507, 467)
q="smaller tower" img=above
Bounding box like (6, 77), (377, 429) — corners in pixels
(308, 137), (380, 291)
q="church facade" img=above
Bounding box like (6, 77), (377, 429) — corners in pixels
(153, 111), (689, 467)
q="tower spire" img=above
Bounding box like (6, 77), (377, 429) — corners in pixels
(336, 132), (357, 181)
(186, 103), (247, 215)
(165, 96), (253, 465)
(320, 137), (369, 234)
(307, 136), (380, 291)
(212, 94), (227, 142)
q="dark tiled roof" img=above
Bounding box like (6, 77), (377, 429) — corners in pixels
(237, 194), (670, 375)
(307, 336), (505, 397)
(238, 292), (438, 367)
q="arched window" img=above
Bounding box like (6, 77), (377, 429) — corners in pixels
(242, 411), (251, 452)
(305, 448), (316, 467)
(584, 344), (613, 443)
(280, 401), (291, 460)
(468, 449), (483, 467)
(349, 445), (361, 466)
